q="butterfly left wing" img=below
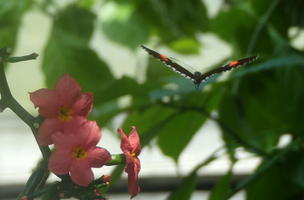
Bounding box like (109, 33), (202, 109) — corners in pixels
(141, 45), (196, 81)
(197, 55), (258, 83)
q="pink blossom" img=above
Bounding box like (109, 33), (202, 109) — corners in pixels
(117, 126), (141, 198)
(30, 74), (93, 145)
(48, 120), (111, 187)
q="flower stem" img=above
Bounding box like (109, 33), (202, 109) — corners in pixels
(106, 154), (125, 165)
(0, 50), (53, 199)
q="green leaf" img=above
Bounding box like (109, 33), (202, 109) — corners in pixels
(167, 147), (221, 200)
(209, 6), (272, 55)
(157, 111), (206, 161)
(208, 171), (232, 200)
(0, 0), (32, 48)
(169, 38), (200, 54)
(166, 171), (198, 200)
(157, 87), (224, 161)
(100, 2), (149, 48)
(246, 149), (304, 200)
(122, 105), (177, 146)
(219, 57), (304, 155)
(42, 5), (114, 91)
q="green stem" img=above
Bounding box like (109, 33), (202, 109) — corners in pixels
(106, 154), (125, 166)
(0, 51), (54, 200)
(17, 162), (49, 200)
(0, 60), (51, 158)
(247, 0), (281, 54)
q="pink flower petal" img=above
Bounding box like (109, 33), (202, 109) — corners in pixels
(73, 92), (93, 116)
(38, 116), (87, 146)
(37, 119), (62, 146)
(117, 128), (132, 153)
(128, 126), (141, 155)
(52, 131), (78, 149)
(55, 74), (81, 106)
(29, 89), (60, 118)
(48, 149), (72, 174)
(70, 160), (93, 187)
(79, 121), (101, 148)
(126, 161), (140, 198)
(87, 147), (111, 168)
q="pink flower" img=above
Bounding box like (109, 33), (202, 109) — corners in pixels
(30, 74), (93, 145)
(117, 126), (141, 198)
(48, 120), (111, 187)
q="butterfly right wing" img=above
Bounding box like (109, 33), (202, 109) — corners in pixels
(141, 45), (196, 81)
(197, 55), (258, 83)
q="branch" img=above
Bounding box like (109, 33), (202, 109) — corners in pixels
(7, 53), (39, 63)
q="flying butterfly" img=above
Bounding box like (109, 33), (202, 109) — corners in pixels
(141, 45), (258, 89)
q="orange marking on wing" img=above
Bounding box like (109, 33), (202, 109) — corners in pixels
(229, 61), (240, 68)
(160, 54), (168, 61)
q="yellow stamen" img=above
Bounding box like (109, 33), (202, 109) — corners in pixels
(72, 147), (87, 160)
(58, 106), (73, 121)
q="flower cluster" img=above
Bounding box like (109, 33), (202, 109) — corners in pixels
(30, 74), (141, 198)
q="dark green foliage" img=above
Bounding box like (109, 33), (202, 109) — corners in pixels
(6, 0), (304, 199)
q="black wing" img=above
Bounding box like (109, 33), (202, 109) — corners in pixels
(141, 45), (196, 81)
(198, 55), (258, 83)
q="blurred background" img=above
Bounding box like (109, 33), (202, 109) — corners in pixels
(0, 0), (304, 199)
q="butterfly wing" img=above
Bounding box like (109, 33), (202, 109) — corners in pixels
(198, 55), (258, 82)
(141, 45), (196, 81)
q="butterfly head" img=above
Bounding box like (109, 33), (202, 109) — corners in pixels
(193, 72), (202, 90)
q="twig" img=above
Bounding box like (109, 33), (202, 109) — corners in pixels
(7, 53), (39, 63)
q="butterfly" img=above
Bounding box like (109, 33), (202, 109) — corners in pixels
(141, 45), (258, 89)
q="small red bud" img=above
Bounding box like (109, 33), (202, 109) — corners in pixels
(20, 196), (28, 200)
(58, 193), (65, 198)
(103, 175), (111, 184)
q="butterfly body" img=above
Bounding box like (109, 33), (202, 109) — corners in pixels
(141, 45), (258, 89)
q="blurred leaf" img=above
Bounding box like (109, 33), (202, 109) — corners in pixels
(167, 147), (221, 200)
(166, 171), (198, 200)
(246, 149), (304, 200)
(122, 105), (177, 142)
(0, 0), (32, 48)
(157, 111), (206, 161)
(100, 2), (149, 49)
(114, 0), (209, 44)
(42, 5), (114, 94)
(219, 58), (304, 155)
(157, 86), (224, 161)
(169, 38), (200, 54)
(208, 170), (232, 200)
(209, 6), (272, 55)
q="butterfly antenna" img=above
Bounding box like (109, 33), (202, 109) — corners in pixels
(170, 57), (197, 72)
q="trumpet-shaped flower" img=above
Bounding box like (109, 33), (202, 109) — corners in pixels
(118, 126), (141, 198)
(30, 74), (93, 145)
(48, 120), (111, 187)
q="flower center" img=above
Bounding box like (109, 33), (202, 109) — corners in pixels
(58, 106), (73, 121)
(130, 152), (139, 164)
(72, 147), (87, 160)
